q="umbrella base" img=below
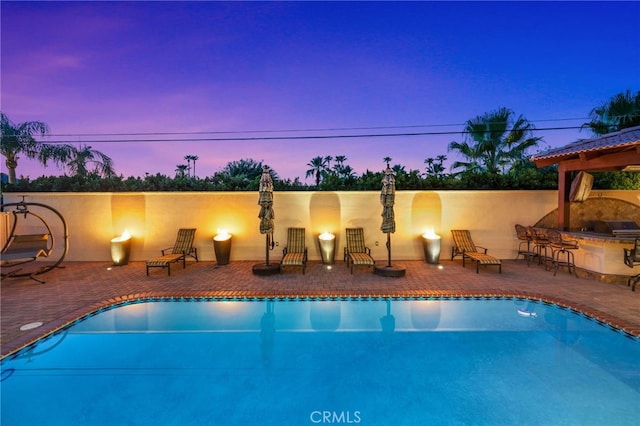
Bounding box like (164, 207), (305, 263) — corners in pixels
(252, 263), (281, 276)
(374, 265), (406, 278)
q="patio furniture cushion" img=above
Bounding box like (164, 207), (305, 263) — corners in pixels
(451, 229), (501, 274)
(1, 234), (50, 263)
(349, 252), (376, 265)
(463, 252), (502, 273)
(281, 252), (306, 265)
(280, 228), (307, 274)
(345, 228), (375, 274)
(146, 228), (197, 276)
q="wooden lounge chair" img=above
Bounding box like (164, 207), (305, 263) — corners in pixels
(280, 227), (308, 274)
(623, 237), (640, 291)
(344, 227), (375, 274)
(146, 228), (198, 276)
(450, 229), (502, 274)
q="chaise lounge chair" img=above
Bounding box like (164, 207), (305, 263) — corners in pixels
(280, 227), (308, 274)
(344, 227), (375, 274)
(146, 228), (198, 276)
(450, 229), (502, 274)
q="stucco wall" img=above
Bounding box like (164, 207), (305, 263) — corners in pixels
(2, 190), (638, 265)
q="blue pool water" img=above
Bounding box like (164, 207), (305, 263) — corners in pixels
(1, 298), (639, 425)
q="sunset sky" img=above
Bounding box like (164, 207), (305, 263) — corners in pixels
(2, 1), (639, 181)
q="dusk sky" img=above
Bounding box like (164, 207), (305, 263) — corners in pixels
(2, 1), (639, 182)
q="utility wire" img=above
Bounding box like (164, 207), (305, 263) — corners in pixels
(44, 117), (590, 138)
(42, 125), (587, 144)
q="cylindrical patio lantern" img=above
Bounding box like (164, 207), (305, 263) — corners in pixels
(422, 230), (441, 265)
(213, 231), (232, 266)
(111, 230), (132, 266)
(318, 232), (336, 265)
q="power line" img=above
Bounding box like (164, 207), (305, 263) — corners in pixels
(44, 117), (590, 138)
(42, 125), (586, 144)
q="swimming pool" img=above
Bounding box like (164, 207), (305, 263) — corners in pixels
(1, 297), (639, 425)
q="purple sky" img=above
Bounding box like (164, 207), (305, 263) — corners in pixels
(2, 1), (639, 182)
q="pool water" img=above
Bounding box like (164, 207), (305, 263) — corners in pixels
(1, 298), (639, 425)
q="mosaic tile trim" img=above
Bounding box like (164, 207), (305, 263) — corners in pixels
(3, 289), (638, 361)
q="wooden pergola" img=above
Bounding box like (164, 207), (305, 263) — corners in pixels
(531, 125), (640, 230)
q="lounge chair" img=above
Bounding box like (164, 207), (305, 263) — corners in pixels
(146, 228), (198, 276)
(623, 237), (640, 291)
(280, 227), (308, 274)
(450, 229), (502, 273)
(344, 227), (375, 274)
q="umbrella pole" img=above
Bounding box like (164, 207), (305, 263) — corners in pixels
(265, 234), (270, 266)
(386, 232), (391, 267)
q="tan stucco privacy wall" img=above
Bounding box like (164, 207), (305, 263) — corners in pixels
(2, 190), (638, 270)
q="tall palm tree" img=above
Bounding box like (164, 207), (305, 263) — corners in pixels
(324, 155), (333, 171)
(448, 108), (542, 175)
(383, 156), (392, 168)
(0, 112), (74, 183)
(585, 90), (640, 136)
(66, 145), (115, 178)
(184, 154), (199, 178)
(305, 156), (329, 186)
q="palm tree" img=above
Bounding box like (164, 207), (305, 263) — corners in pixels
(332, 155), (351, 178)
(383, 156), (392, 168)
(305, 156), (329, 186)
(175, 164), (188, 178)
(585, 90), (640, 136)
(0, 112), (74, 183)
(424, 155), (447, 178)
(184, 154), (199, 178)
(66, 145), (115, 178)
(448, 108), (542, 175)
(324, 155), (333, 170)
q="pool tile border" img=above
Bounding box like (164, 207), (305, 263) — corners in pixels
(3, 289), (638, 361)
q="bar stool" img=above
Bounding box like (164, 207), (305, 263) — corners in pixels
(547, 229), (579, 277)
(514, 224), (534, 265)
(528, 226), (552, 269)
(623, 237), (640, 291)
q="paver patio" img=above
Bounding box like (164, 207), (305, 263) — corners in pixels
(1, 259), (639, 358)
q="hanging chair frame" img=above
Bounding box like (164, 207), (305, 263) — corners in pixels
(1, 199), (69, 283)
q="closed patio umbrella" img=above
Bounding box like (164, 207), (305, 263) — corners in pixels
(375, 166), (405, 277)
(380, 166), (396, 265)
(253, 166), (279, 275)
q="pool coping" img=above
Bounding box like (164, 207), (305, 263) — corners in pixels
(3, 289), (639, 361)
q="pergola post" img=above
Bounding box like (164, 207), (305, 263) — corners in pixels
(557, 164), (571, 231)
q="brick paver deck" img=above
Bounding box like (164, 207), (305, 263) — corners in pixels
(2, 259), (639, 358)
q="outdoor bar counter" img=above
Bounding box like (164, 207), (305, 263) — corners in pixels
(556, 230), (639, 280)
